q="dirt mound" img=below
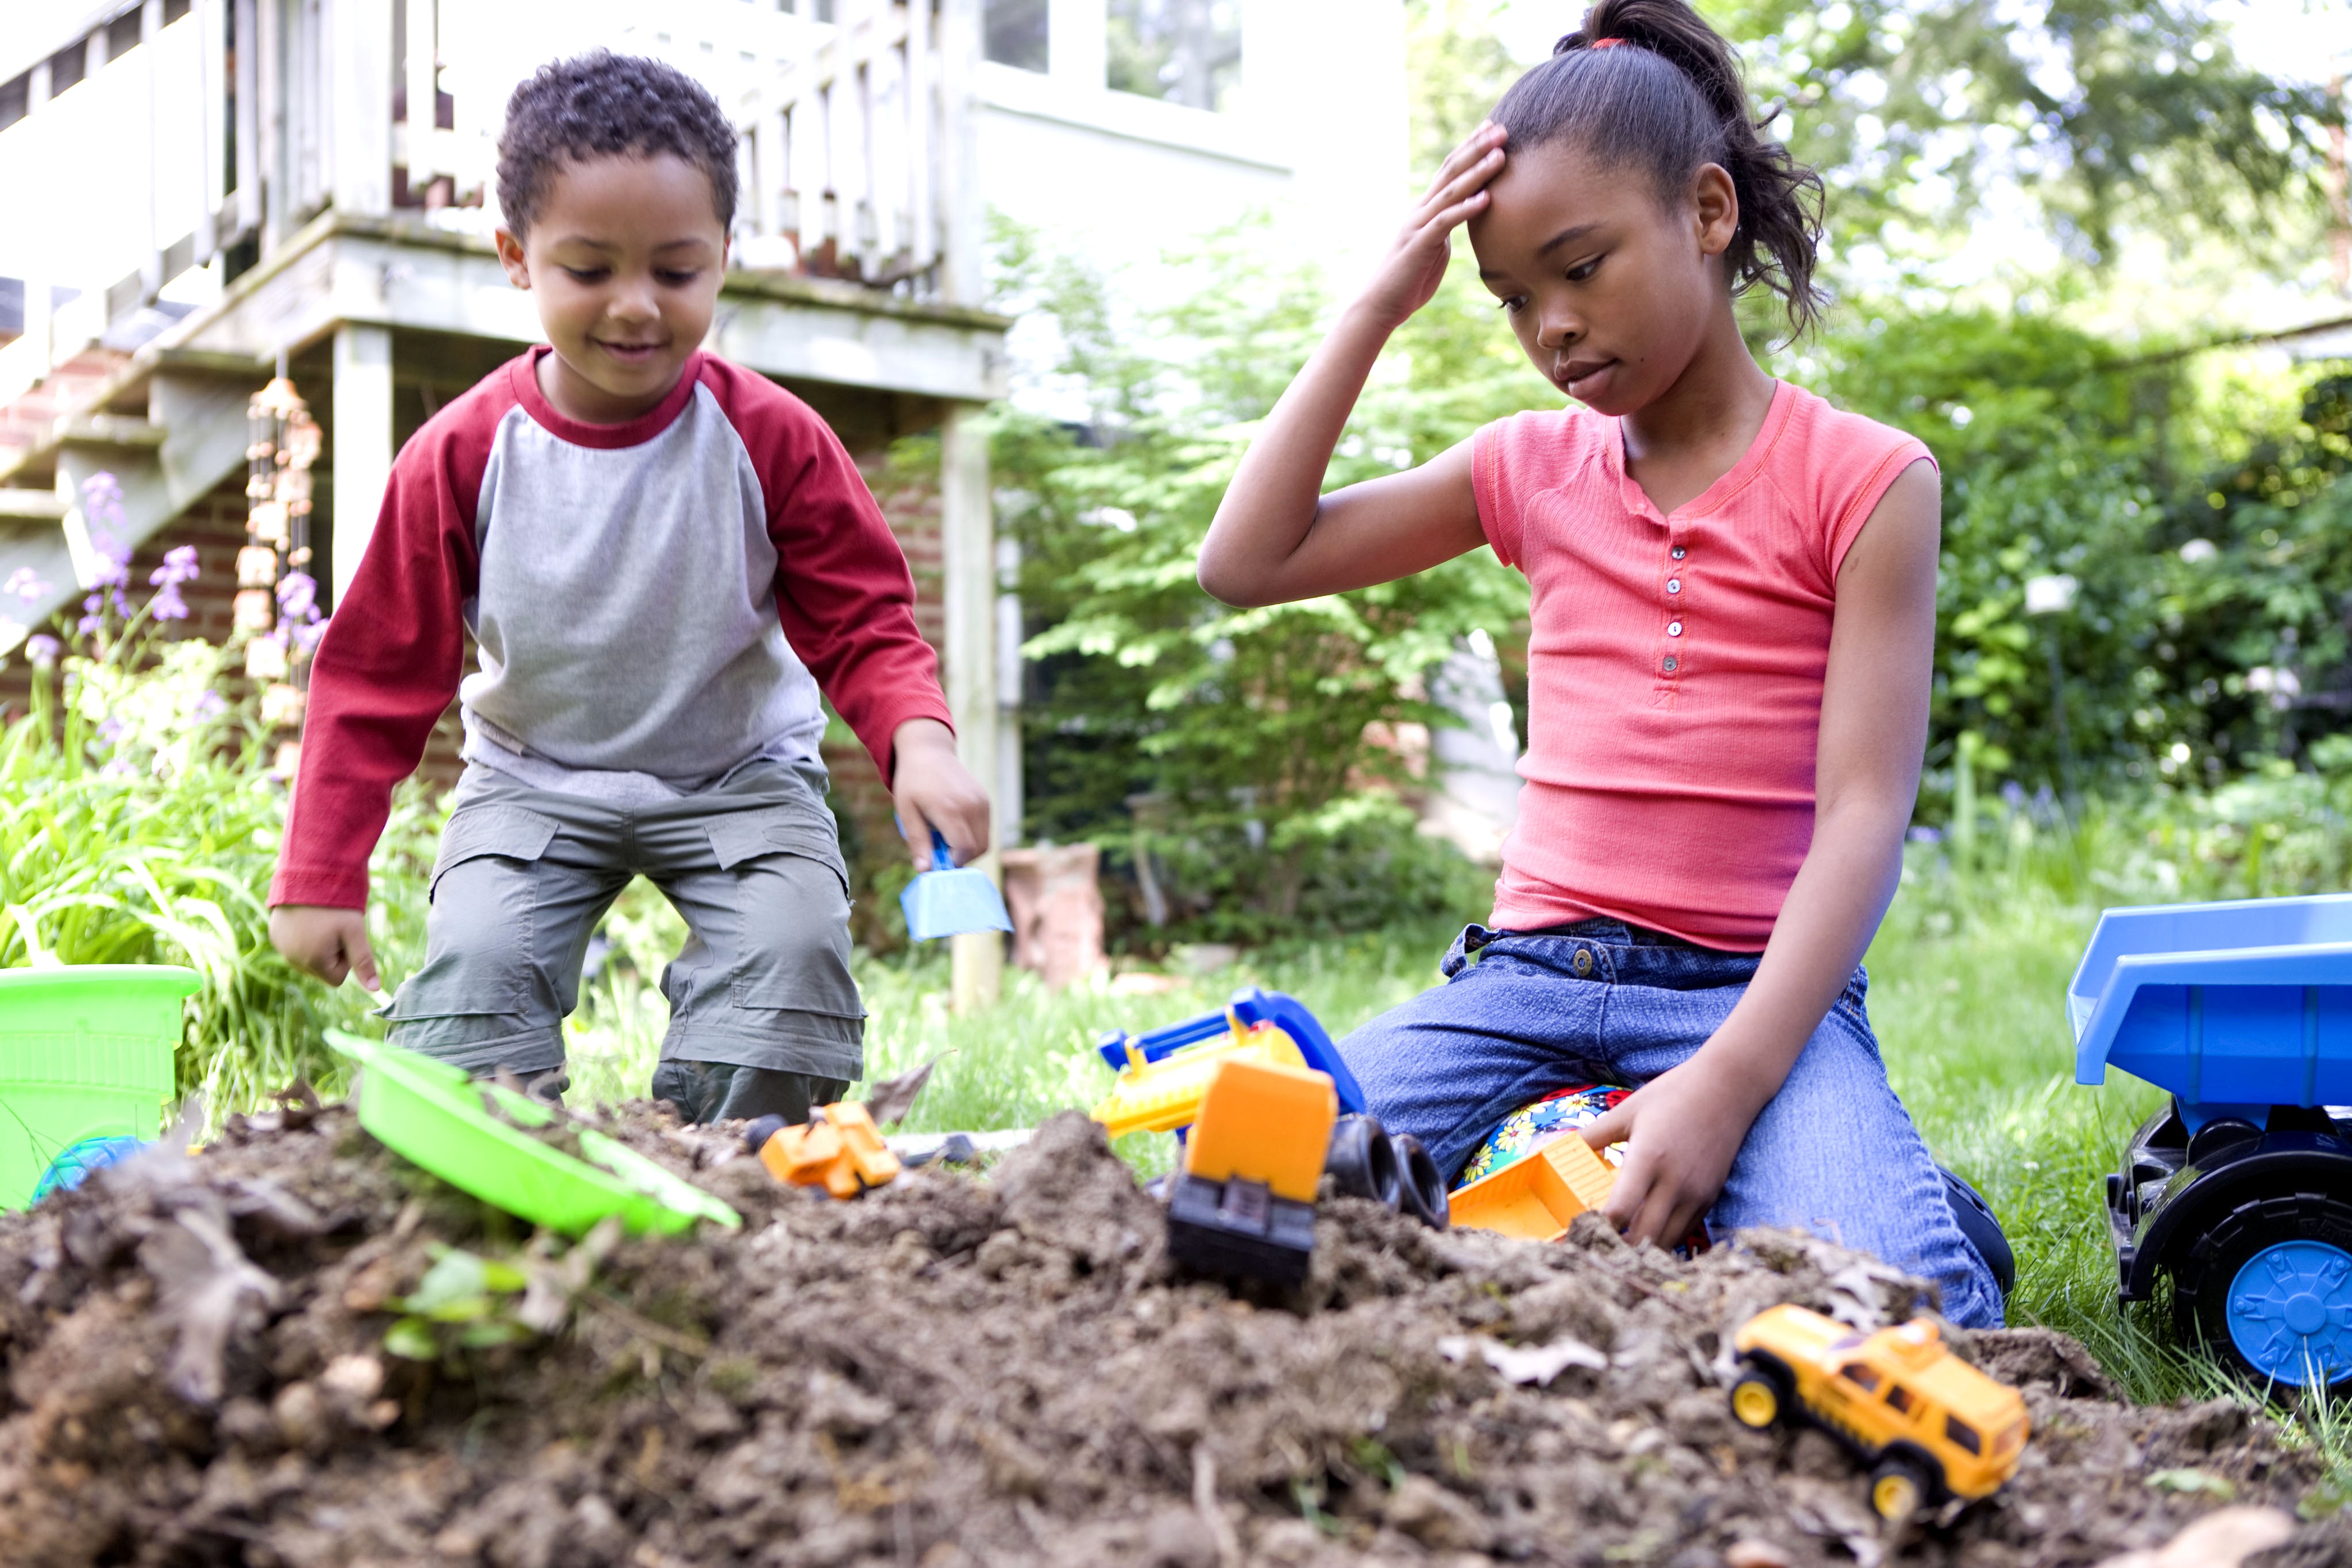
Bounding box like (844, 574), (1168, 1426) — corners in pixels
(0, 1102), (2332, 1567)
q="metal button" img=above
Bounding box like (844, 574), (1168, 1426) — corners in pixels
(1667, 578), (1681, 593)
(1671, 546), (1687, 559)
(1667, 621), (1684, 637)
(1663, 655), (1678, 673)
(1573, 948), (1594, 977)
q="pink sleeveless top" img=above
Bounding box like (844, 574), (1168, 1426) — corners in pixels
(1472, 381), (1934, 950)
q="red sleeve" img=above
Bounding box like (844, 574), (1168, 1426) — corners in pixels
(701, 359), (954, 783)
(268, 374), (505, 910)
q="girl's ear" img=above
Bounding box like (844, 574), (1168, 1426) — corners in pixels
(1690, 163), (1739, 259)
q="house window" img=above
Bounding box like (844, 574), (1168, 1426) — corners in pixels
(1107, 0), (1240, 113)
(985, 0), (1049, 72)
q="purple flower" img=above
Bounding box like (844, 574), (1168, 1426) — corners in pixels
(80, 472), (126, 532)
(4, 567), (49, 601)
(276, 571), (319, 623)
(1907, 825), (1942, 843)
(194, 690), (227, 717)
(151, 546), (200, 588)
(149, 583), (189, 621)
(291, 617), (327, 654)
(24, 634), (59, 667)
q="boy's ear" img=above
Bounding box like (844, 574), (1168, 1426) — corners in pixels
(495, 227), (531, 289)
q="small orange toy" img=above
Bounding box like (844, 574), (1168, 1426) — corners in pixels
(753, 1103), (901, 1199)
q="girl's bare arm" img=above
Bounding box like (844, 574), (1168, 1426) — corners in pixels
(1197, 126), (1508, 608)
(1581, 457), (1944, 1246)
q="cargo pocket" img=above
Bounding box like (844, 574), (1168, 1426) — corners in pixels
(429, 804), (560, 903)
(393, 804), (565, 1026)
(706, 808), (849, 890)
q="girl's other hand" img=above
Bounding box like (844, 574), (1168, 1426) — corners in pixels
(1578, 1061), (1755, 1249)
(1357, 123), (1508, 330)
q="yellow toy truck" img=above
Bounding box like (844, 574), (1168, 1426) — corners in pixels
(1728, 1305), (2029, 1520)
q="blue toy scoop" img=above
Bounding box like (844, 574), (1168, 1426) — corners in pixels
(901, 827), (1013, 942)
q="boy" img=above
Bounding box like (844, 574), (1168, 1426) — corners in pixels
(268, 51), (989, 1124)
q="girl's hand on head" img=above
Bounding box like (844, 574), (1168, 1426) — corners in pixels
(1357, 123), (1508, 330)
(1578, 1062), (1755, 1250)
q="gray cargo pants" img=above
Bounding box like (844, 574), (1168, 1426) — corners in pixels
(383, 760), (860, 1122)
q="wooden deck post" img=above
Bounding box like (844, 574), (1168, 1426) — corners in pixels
(330, 323), (392, 608)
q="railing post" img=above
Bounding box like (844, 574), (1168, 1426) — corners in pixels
(938, 0), (982, 306)
(332, 0), (394, 218)
(330, 323), (393, 609)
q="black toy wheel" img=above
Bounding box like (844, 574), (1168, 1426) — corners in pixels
(2175, 1194), (2352, 1390)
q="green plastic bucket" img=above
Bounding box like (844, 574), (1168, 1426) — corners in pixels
(328, 1031), (740, 1236)
(0, 965), (200, 1209)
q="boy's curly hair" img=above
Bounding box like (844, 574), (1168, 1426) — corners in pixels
(496, 51), (739, 239)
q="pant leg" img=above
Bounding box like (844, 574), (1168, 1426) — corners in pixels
(1603, 971), (2007, 1329)
(634, 764), (866, 1083)
(383, 772), (629, 1076)
(1338, 928), (1619, 1183)
(648, 1061), (851, 1125)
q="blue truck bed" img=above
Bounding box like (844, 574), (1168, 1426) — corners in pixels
(2070, 893), (2352, 1124)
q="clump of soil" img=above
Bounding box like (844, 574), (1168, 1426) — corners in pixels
(0, 1102), (2333, 1567)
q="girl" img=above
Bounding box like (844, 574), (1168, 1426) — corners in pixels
(1197, 0), (2001, 1325)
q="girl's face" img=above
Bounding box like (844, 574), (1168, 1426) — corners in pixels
(1467, 142), (1738, 417)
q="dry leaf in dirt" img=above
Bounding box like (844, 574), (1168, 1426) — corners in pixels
(2091, 1505), (2297, 1568)
(137, 1206), (280, 1404)
(1437, 1332), (1609, 1387)
(864, 1053), (949, 1128)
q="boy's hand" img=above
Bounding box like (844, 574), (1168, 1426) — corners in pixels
(269, 904), (382, 991)
(1356, 122), (1507, 330)
(1579, 1062), (1760, 1250)
(891, 718), (991, 871)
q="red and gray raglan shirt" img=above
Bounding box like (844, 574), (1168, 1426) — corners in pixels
(267, 347), (953, 911)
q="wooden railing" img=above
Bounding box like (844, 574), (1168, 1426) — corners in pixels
(0, 0), (971, 407)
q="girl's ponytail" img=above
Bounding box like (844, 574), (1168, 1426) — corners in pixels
(1494, 0), (1826, 339)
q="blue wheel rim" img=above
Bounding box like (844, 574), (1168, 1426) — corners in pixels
(2226, 1238), (2352, 1386)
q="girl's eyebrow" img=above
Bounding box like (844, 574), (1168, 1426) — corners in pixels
(1535, 221), (1605, 258)
(1478, 220), (1610, 281)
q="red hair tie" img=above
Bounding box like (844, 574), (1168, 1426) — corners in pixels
(1589, 36), (1626, 48)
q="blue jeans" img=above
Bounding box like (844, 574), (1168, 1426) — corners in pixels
(1338, 921), (2004, 1328)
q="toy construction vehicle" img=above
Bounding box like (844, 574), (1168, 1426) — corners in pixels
(1096, 990), (1449, 1282)
(1730, 1305), (2029, 1521)
(743, 1101), (900, 1199)
(2075, 893), (2352, 1390)
(1446, 1130), (1618, 1241)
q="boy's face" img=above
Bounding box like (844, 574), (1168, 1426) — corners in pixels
(495, 153), (729, 424)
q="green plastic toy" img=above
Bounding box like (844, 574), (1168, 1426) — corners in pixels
(0, 964), (201, 1209)
(329, 1032), (740, 1236)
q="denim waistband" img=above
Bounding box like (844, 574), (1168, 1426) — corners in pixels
(1441, 920), (1767, 990)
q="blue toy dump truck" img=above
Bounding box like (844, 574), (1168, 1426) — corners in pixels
(2075, 893), (2352, 1389)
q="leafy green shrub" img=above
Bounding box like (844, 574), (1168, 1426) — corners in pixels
(1, 506), (442, 1114)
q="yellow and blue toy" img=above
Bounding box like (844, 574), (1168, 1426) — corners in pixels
(1097, 990), (1449, 1277)
(2076, 892), (2352, 1390)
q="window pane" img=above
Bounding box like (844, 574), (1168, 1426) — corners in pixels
(1885, 1383), (1913, 1413)
(985, 0), (1050, 72)
(1944, 1415), (1981, 1454)
(1837, 1362), (1879, 1392)
(1107, 0), (1240, 113)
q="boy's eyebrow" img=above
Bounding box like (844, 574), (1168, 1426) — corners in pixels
(544, 235), (719, 252)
